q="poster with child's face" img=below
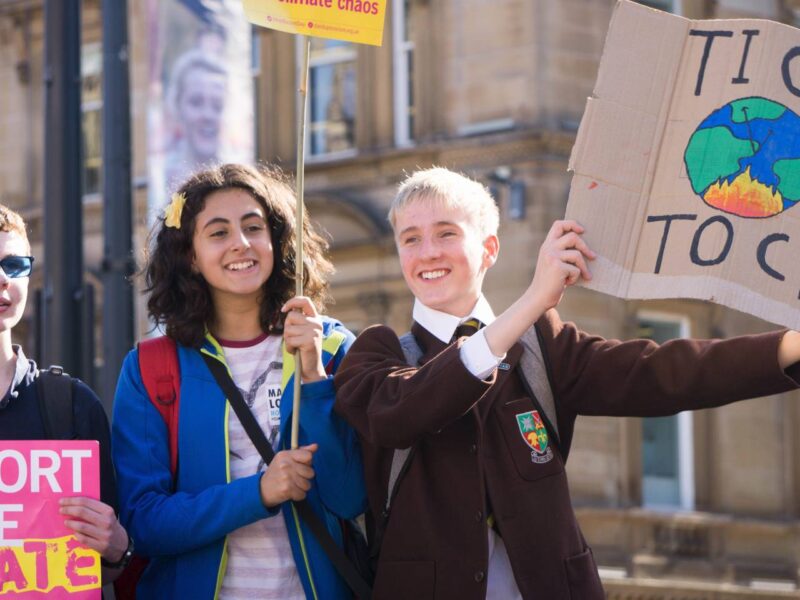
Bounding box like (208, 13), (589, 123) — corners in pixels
(147, 0), (254, 221)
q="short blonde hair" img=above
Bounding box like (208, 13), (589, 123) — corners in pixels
(389, 167), (499, 238)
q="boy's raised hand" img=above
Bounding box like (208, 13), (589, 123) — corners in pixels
(259, 444), (318, 507)
(529, 220), (596, 313)
(484, 220), (595, 358)
(282, 296), (327, 382)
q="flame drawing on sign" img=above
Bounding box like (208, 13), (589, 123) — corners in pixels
(703, 167), (783, 218)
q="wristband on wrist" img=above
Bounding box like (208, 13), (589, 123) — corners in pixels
(101, 534), (134, 569)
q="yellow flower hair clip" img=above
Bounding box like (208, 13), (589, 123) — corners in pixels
(164, 192), (186, 229)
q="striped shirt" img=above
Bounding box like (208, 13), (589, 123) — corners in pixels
(218, 333), (305, 600)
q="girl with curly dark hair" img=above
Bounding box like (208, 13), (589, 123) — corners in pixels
(145, 162), (332, 348)
(111, 163), (365, 600)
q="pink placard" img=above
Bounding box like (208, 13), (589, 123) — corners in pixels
(0, 441), (100, 598)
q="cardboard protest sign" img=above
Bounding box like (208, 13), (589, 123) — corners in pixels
(0, 441), (100, 598)
(566, 0), (800, 329)
(243, 0), (387, 46)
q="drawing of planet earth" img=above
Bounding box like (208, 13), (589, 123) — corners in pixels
(683, 96), (800, 218)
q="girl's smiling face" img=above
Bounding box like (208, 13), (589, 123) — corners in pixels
(191, 188), (274, 307)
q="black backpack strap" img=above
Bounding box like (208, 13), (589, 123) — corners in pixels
(200, 353), (372, 599)
(389, 334), (423, 508)
(386, 333), (423, 510)
(517, 325), (568, 460)
(36, 365), (74, 440)
(518, 326), (559, 441)
(398, 332), (423, 369)
(385, 447), (413, 515)
(368, 334), (422, 558)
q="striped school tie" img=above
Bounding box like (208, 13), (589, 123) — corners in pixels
(452, 318), (483, 341)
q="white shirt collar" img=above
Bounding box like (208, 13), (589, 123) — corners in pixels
(412, 295), (496, 344)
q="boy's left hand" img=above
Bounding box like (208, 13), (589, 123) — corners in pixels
(282, 296), (327, 382)
(529, 219), (595, 313)
(60, 496), (128, 564)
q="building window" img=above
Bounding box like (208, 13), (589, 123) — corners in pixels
(638, 312), (694, 510)
(82, 43), (102, 197)
(392, 0), (414, 147)
(635, 0), (681, 14)
(301, 38), (357, 157)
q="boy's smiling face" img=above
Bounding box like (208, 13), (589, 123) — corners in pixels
(394, 196), (498, 318)
(0, 231), (30, 335)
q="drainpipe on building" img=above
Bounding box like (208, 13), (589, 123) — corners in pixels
(100, 0), (134, 414)
(42, 0), (85, 380)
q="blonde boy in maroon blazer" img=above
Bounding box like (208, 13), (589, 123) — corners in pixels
(333, 167), (800, 600)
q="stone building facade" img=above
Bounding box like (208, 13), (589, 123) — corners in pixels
(1, 0), (800, 597)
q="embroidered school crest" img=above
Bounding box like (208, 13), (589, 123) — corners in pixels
(516, 410), (553, 464)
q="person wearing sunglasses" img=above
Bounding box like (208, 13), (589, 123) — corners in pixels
(0, 254), (34, 278)
(0, 203), (132, 585)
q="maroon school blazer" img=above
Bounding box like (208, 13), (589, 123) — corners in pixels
(334, 309), (799, 600)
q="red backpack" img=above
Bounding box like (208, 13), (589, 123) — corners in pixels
(114, 336), (180, 600)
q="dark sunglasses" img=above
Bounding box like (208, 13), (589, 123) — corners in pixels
(0, 255), (34, 278)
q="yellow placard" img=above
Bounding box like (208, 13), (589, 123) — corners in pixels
(0, 535), (100, 595)
(244, 0), (387, 46)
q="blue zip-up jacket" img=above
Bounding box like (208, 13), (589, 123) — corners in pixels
(111, 318), (366, 599)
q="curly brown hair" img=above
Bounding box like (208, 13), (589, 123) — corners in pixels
(144, 163), (333, 348)
(0, 204), (30, 250)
